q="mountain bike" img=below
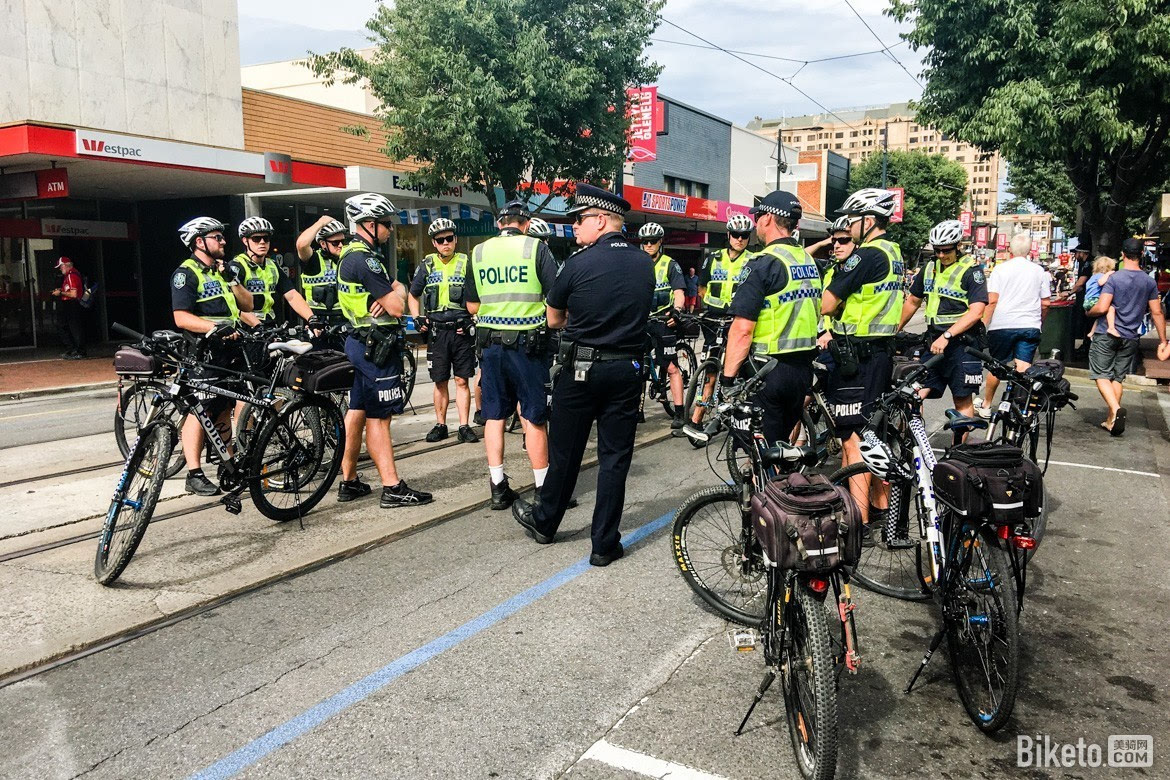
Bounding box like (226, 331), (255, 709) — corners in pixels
(114, 331), (190, 478)
(639, 312), (696, 419)
(978, 348), (1077, 471)
(95, 323), (346, 585)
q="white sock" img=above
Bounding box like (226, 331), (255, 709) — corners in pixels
(534, 467), (548, 488)
(489, 464), (506, 485)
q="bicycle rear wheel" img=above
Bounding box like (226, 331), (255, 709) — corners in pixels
(683, 358), (720, 448)
(115, 383), (185, 478)
(946, 527), (1020, 733)
(95, 423), (175, 584)
(659, 342), (697, 416)
(672, 485), (765, 624)
(781, 582), (839, 780)
(835, 463), (931, 602)
(402, 348), (418, 407)
(247, 395), (345, 522)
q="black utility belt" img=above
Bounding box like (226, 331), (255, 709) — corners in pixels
(430, 318), (472, 331)
(475, 327), (548, 357)
(573, 345), (641, 362)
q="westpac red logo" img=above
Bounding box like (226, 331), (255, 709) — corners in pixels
(80, 137), (143, 158)
(268, 159), (290, 174)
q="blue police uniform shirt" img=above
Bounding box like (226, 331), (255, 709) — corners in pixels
(337, 240), (396, 304)
(547, 231), (654, 351)
(171, 257), (233, 319)
(464, 227), (559, 305)
(826, 245), (894, 301)
(909, 257), (989, 327)
(728, 237), (800, 321)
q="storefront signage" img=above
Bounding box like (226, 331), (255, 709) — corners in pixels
(640, 190), (687, 215)
(959, 211), (973, 237)
(76, 131), (261, 176)
(996, 232), (1008, 251)
(626, 86), (659, 162)
(889, 187), (905, 224)
(975, 225), (989, 247)
(0, 168), (69, 202)
(390, 174), (464, 199)
(263, 152), (293, 185)
(41, 218), (129, 240)
(625, 185), (726, 223)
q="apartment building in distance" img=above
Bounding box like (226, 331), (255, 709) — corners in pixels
(748, 102), (1002, 224)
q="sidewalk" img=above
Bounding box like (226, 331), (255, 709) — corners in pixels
(0, 346), (119, 399)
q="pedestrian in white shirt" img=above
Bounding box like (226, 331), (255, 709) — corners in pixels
(978, 234), (1052, 416)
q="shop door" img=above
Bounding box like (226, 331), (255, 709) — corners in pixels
(0, 236), (35, 349)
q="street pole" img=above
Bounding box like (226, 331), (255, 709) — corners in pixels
(881, 120), (889, 188)
(775, 131), (782, 190)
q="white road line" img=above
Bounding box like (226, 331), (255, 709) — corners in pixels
(581, 740), (730, 780)
(929, 448), (1159, 478)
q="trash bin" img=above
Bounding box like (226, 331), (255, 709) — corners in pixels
(1039, 301), (1076, 360)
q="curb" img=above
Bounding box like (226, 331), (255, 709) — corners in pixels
(0, 426), (676, 686)
(1, 381), (118, 403)
(1062, 366), (1160, 388)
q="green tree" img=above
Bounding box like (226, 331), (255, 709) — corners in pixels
(849, 150), (968, 262)
(890, 0), (1170, 256)
(307, 0), (662, 213)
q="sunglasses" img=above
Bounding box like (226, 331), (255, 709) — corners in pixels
(204, 234), (227, 243)
(323, 239), (344, 248)
(729, 232), (752, 240)
(641, 240), (661, 246)
(248, 235), (272, 243)
(433, 234), (456, 244)
(934, 246), (958, 255)
(573, 212), (604, 225)
(831, 236), (853, 245)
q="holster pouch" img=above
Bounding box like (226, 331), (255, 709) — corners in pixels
(423, 287), (439, 312)
(497, 330), (521, 348)
(829, 336), (860, 379)
(448, 284), (464, 304)
(364, 327), (396, 368)
(526, 328), (549, 358)
(475, 327), (491, 357)
(557, 337), (576, 367)
(312, 285), (338, 312)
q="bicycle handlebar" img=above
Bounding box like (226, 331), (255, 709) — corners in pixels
(112, 322), (146, 342)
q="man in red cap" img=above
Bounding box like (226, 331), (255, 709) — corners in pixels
(51, 256), (86, 359)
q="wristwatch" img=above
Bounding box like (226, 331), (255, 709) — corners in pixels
(942, 331), (953, 340)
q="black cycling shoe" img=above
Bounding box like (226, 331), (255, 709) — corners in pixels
(589, 543), (624, 567)
(337, 476), (373, 502)
(490, 477), (519, 510)
(185, 470), (221, 497)
(473, 411), (486, 427)
(682, 421), (709, 445)
(380, 481), (433, 508)
(512, 498), (553, 544)
(860, 522), (876, 548)
(425, 424), (449, 443)
(458, 425), (479, 443)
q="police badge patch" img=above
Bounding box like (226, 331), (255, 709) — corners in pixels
(842, 255), (861, 272)
(173, 272), (187, 289)
(366, 257), (384, 273)
(973, 269), (985, 284)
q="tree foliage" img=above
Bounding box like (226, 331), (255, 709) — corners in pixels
(890, 0), (1170, 255)
(307, 0), (663, 213)
(849, 150), (968, 261)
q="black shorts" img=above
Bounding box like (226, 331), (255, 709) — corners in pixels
(825, 347), (892, 438)
(345, 334), (405, 419)
(920, 338), (983, 399)
(753, 352), (815, 446)
(427, 327), (476, 381)
(479, 343), (550, 424)
(647, 318), (679, 368)
(192, 344), (245, 418)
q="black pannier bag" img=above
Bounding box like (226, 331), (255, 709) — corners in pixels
(932, 442), (1042, 525)
(750, 472), (863, 572)
(113, 347), (161, 377)
(281, 350), (354, 394)
(1015, 359), (1073, 410)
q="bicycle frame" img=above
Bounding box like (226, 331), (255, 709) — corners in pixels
(905, 412), (946, 583)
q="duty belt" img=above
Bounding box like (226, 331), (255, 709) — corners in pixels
(431, 318), (472, 331)
(574, 345), (641, 362)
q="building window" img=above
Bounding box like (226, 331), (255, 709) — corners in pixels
(941, 146), (949, 152)
(850, 131), (858, 138)
(664, 175), (707, 198)
(835, 132), (844, 139)
(909, 136), (918, 144)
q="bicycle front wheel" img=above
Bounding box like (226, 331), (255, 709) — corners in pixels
(115, 383), (185, 479)
(683, 358), (720, 448)
(247, 396), (345, 522)
(95, 423), (175, 584)
(946, 527), (1020, 733)
(672, 485), (766, 624)
(659, 342), (697, 416)
(402, 348), (418, 407)
(781, 582), (839, 780)
(835, 463), (931, 602)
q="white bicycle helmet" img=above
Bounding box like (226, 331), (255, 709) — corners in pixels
(428, 217), (458, 237)
(178, 217), (228, 248)
(726, 213), (753, 233)
(859, 430), (896, 479)
(316, 220), (347, 242)
(345, 193), (398, 223)
(831, 216), (853, 233)
(637, 222), (666, 240)
(929, 219), (964, 247)
(238, 216), (274, 238)
(527, 217), (554, 239)
(837, 188), (897, 217)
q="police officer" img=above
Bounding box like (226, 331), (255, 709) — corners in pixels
(821, 188), (904, 526)
(229, 217), (315, 325)
(691, 191), (821, 446)
(408, 218), (479, 445)
(512, 184), (654, 567)
(899, 219), (988, 420)
(295, 216), (348, 325)
(466, 199), (558, 509)
(683, 212), (755, 438)
(638, 222), (687, 430)
(171, 217), (261, 496)
(335, 193), (433, 508)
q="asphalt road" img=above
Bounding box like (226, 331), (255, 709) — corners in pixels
(0, 390), (118, 450)
(1, 376), (1167, 780)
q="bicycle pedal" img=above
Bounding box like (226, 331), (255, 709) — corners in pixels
(727, 628), (758, 653)
(222, 495), (243, 515)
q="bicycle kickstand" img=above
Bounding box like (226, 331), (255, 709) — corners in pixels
(735, 670), (776, 736)
(905, 626), (946, 694)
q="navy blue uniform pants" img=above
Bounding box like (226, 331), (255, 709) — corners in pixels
(533, 359), (641, 556)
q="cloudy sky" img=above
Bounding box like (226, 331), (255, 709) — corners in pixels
(238, 0), (925, 126)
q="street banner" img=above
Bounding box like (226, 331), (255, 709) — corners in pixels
(959, 211), (973, 237)
(996, 232), (1008, 251)
(975, 225), (988, 248)
(626, 86), (658, 162)
(889, 187), (905, 223)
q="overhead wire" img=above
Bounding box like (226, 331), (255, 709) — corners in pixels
(840, 0), (924, 88)
(647, 37), (908, 66)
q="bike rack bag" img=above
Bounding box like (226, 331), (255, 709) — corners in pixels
(750, 472), (863, 571)
(933, 442), (1043, 526)
(113, 347), (162, 377)
(281, 350), (355, 394)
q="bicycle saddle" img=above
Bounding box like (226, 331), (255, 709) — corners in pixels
(942, 408), (988, 432)
(761, 442), (818, 468)
(151, 330), (185, 343)
(268, 340), (313, 356)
